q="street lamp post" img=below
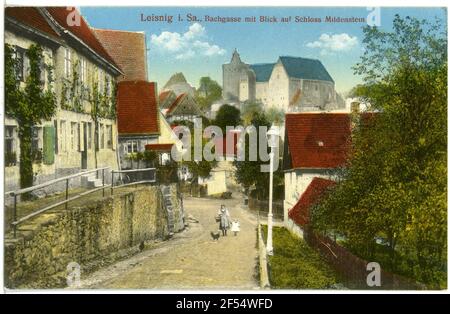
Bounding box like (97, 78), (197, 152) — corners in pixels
(266, 125), (280, 256)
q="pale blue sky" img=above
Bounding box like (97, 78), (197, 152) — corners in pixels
(81, 6), (447, 94)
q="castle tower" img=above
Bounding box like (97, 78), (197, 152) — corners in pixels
(222, 49), (250, 101)
(231, 48), (241, 64)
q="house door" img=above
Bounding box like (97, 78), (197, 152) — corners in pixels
(81, 122), (88, 169)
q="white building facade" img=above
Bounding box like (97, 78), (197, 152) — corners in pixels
(4, 7), (122, 192)
(283, 113), (352, 236)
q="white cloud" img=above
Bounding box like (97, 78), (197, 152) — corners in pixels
(306, 33), (358, 55)
(151, 23), (225, 59)
(175, 50), (195, 60)
(184, 23), (205, 40)
(151, 31), (183, 52)
(192, 40), (226, 56)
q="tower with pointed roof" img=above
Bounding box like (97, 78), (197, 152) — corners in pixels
(222, 49), (255, 102)
(162, 72), (195, 97)
(230, 48), (241, 63)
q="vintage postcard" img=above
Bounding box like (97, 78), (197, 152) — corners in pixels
(1, 3), (448, 296)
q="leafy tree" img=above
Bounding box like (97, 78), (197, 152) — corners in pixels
(127, 150), (158, 169)
(89, 82), (102, 168)
(89, 79), (116, 169)
(233, 112), (283, 199)
(125, 152), (138, 169)
(241, 102), (284, 126)
(174, 121), (217, 185)
(311, 15), (447, 288)
(5, 44), (57, 189)
(213, 104), (242, 132)
(143, 150), (158, 167)
(186, 159), (214, 180)
(241, 101), (263, 126)
(266, 107), (285, 126)
(194, 76), (222, 111)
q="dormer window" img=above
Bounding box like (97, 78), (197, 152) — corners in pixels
(317, 140), (324, 147)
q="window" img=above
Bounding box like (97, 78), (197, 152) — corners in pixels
(106, 125), (113, 149)
(60, 120), (67, 152)
(105, 76), (111, 96)
(100, 123), (105, 149)
(98, 70), (104, 92)
(79, 59), (89, 101)
(54, 120), (58, 154)
(64, 48), (72, 78)
(5, 126), (16, 166)
(31, 127), (43, 163)
(127, 141), (138, 153)
(31, 127), (40, 152)
(14, 46), (26, 82)
(87, 122), (92, 150)
(39, 52), (48, 86)
(71, 122), (78, 151)
(80, 58), (87, 84)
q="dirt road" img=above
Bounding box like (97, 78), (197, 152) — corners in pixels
(79, 195), (259, 289)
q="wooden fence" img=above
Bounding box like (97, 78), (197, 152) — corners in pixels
(303, 226), (425, 290)
(248, 197), (284, 220)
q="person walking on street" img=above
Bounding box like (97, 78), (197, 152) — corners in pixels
(218, 204), (231, 236)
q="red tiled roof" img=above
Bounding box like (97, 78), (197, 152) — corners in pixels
(117, 81), (160, 135)
(288, 177), (336, 226)
(145, 143), (174, 151)
(44, 7), (121, 70)
(5, 7), (59, 38)
(285, 113), (351, 169)
(93, 28), (147, 81)
(166, 93), (186, 114)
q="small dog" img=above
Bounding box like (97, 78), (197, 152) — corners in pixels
(210, 231), (220, 241)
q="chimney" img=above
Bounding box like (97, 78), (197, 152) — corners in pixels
(350, 100), (361, 131)
(351, 101), (360, 114)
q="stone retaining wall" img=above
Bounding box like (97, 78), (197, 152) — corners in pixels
(257, 224), (270, 289)
(4, 184), (182, 288)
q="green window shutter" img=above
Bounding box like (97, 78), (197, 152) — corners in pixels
(43, 125), (55, 165)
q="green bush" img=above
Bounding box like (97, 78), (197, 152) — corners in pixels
(262, 226), (340, 289)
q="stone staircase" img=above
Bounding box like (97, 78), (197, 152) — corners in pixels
(81, 174), (103, 188)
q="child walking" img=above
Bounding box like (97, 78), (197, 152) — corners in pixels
(231, 220), (240, 236)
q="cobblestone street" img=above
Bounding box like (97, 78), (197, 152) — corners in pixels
(79, 195), (259, 289)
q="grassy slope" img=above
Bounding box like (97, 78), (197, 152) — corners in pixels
(262, 225), (340, 289)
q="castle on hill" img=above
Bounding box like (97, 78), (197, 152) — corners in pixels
(222, 49), (344, 112)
